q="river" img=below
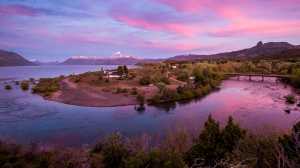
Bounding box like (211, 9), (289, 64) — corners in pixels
(0, 65), (300, 146)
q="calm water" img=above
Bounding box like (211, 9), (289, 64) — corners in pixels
(0, 65), (117, 81)
(0, 66), (300, 146)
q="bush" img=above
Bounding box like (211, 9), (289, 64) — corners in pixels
(116, 88), (128, 94)
(285, 95), (296, 104)
(160, 76), (170, 85)
(20, 81), (29, 91)
(176, 71), (189, 82)
(4, 85), (12, 90)
(92, 133), (129, 168)
(130, 88), (138, 95)
(136, 94), (145, 105)
(139, 76), (151, 85)
(126, 150), (185, 168)
(32, 78), (60, 96)
(148, 89), (179, 104)
(291, 68), (300, 88)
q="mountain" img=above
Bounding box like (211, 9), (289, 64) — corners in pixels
(0, 50), (35, 66)
(33, 60), (61, 65)
(169, 41), (300, 61)
(62, 56), (163, 65)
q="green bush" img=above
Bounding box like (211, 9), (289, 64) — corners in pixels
(130, 88), (138, 95)
(285, 95), (296, 104)
(291, 68), (300, 88)
(92, 133), (129, 168)
(20, 81), (29, 91)
(4, 85), (12, 90)
(176, 71), (189, 82)
(116, 88), (128, 94)
(149, 89), (180, 104)
(139, 76), (151, 85)
(136, 94), (145, 105)
(32, 78), (60, 96)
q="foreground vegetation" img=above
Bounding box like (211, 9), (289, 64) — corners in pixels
(0, 116), (299, 168)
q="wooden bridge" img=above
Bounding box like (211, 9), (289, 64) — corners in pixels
(224, 73), (291, 81)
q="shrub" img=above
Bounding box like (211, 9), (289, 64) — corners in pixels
(285, 95), (296, 104)
(160, 76), (170, 85)
(136, 94), (145, 105)
(116, 88), (128, 94)
(148, 89), (179, 104)
(32, 78), (60, 96)
(73, 76), (81, 83)
(139, 76), (151, 85)
(126, 150), (185, 168)
(176, 71), (189, 82)
(92, 133), (129, 168)
(130, 88), (138, 95)
(20, 81), (29, 91)
(4, 84), (12, 90)
(291, 68), (300, 88)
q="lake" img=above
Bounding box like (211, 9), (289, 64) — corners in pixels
(0, 65), (300, 146)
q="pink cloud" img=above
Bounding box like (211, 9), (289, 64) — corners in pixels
(110, 0), (300, 38)
(112, 14), (200, 36)
(0, 4), (42, 17)
(156, 0), (208, 13)
(210, 19), (300, 37)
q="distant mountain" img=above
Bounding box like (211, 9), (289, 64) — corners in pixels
(0, 50), (35, 66)
(33, 60), (61, 65)
(169, 41), (300, 61)
(62, 56), (163, 65)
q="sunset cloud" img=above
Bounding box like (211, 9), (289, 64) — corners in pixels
(0, 0), (300, 61)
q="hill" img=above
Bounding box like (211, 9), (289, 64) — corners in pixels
(0, 50), (35, 66)
(62, 56), (163, 65)
(169, 41), (300, 61)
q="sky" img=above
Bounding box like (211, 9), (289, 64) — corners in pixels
(0, 0), (300, 62)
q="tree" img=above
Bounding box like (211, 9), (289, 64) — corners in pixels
(123, 65), (128, 77)
(156, 82), (166, 93)
(185, 115), (222, 166)
(185, 115), (246, 167)
(99, 133), (129, 168)
(279, 121), (300, 166)
(291, 68), (300, 88)
(222, 116), (246, 153)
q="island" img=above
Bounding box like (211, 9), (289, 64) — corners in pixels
(31, 56), (300, 108)
(32, 63), (222, 107)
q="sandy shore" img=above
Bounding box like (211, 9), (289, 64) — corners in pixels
(48, 79), (139, 107)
